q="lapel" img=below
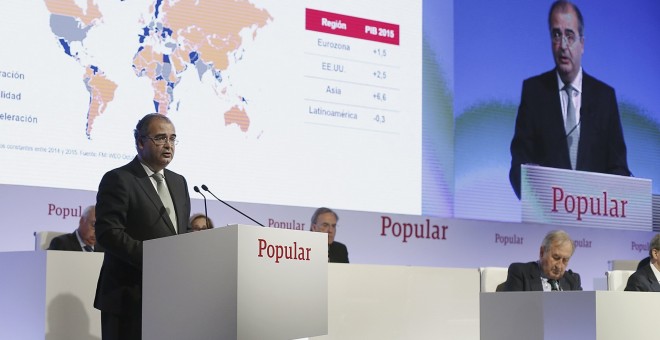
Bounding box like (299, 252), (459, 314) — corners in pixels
(163, 169), (184, 235)
(69, 232), (84, 251)
(128, 157), (178, 235)
(576, 71), (594, 170)
(529, 262), (544, 291)
(559, 274), (571, 291)
(642, 265), (660, 292)
(544, 70), (572, 168)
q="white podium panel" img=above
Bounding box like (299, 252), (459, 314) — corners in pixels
(311, 264), (480, 340)
(481, 291), (660, 340)
(521, 164), (652, 230)
(0, 251), (102, 340)
(143, 224), (328, 340)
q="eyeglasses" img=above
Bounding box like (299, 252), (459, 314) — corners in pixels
(143, 135), (178, 146)
(316, 223), (337, 230)
(551, 30), (580, 46)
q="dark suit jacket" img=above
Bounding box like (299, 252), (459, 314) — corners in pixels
(94, 157), (190, 316)
(329, 241), (349, 263)
(637, 256), (650, 270)
(502, 261), (582, 291)
(48, 231), (104, 252)
(509, 69), (631, 198)
(625, 264), (660, 292)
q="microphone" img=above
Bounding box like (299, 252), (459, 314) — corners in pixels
(193, 186), (209, 230)
(201, 184), (264, 227)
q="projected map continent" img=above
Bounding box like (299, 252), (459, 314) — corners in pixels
(44, 0), (271, 138)
(1, 0), (424, 215)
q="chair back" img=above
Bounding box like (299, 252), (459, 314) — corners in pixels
(608, 260), (640, 271)
(606, 270), (635, 291)
(34, 231), (67, 251)
(479, 267), (508, 292)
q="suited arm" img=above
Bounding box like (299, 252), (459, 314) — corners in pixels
(95, 170), (143, 270)
(502, 263), (525, 291)
(604, 89), (632, 177)
(333, 242), (349, 263)
(624, 272), (646, 291)
(565, 270), (583, 291)
(173, 174), (192, 235)
(47, 236), (66, 251)
(574, 272), (583, 291)
(509, 82), (537, 199)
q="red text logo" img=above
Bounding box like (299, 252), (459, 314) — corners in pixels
(257, 238), (311, 263)
(551, 186), (628, 221)
(380, 216), (448, 243)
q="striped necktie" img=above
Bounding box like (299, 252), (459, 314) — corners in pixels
(548, 279), (561, 291)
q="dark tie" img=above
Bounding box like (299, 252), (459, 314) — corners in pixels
(83, 245), (93, 252)
(549, 279), (561, 291)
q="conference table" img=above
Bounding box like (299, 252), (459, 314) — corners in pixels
(2, 248), (655, 339)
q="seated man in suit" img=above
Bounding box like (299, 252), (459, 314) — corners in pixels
(636, 255), (651, 270)
(502, 230), (582, 291)
(625, 234), (660, 292)
(48, 205), (102, 252)
(310, 207), (349, 263)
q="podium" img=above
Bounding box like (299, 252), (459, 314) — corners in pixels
(481, 291), (660, 340)
(0, 250), (103, 339)
(142, 224), (328, 340)
(313, 264), (480, 340)
(521, 164), (652, 230)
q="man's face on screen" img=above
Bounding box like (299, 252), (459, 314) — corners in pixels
(539, 240), (573, 280)
(550, 6), (584, 84)
(312, 212), (337, 245)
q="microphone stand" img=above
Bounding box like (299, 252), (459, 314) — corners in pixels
(193, 186), (209, 229)
(201, 184), (264, 227)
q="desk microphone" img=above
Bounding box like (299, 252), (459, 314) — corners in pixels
(201, 184), (264, 227)
(193, 186), (209, 230)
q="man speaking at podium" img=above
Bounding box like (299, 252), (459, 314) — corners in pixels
(94, 113), (191, 340)
(502, 230), (582, 291)
(509, 0), (631, 199)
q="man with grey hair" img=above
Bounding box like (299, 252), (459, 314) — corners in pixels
(625, 234), (660, 292)
(48, 205), (103, 252)
(310, 207), (349, 263)
(502, 230), (582, 291)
